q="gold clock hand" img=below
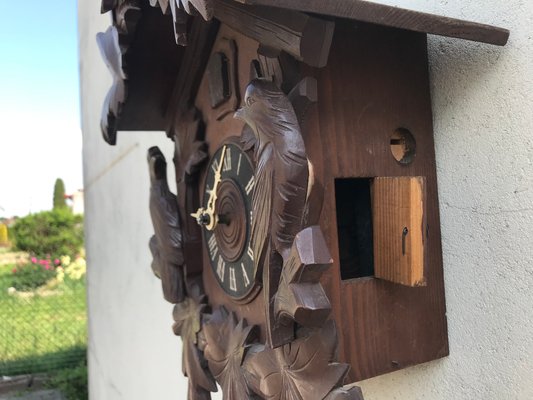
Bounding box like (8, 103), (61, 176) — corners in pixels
(191, 145), (227, 231)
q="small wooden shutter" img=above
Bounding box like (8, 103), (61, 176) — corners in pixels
(372, 177), (426, 287)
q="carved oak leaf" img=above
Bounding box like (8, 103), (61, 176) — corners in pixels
(243, 320), (349, 400)
(173, 298), (217, 400)
(274, 226), (333, 328)
(96, 25), (126, 145)
(203, 307), (258, 399)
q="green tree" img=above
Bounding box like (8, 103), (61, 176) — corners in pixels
(0, 223), (8, 246)
(11, 209), (84, 257)
(53, 178), (67, 209)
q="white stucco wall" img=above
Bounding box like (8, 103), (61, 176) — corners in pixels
(78, 1), (533, 399)
(77, 3), (190, 399)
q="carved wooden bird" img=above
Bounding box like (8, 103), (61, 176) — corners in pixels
(148, 146), (185, 304)
(235, 79), (309, 269)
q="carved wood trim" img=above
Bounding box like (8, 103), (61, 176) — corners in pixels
(166, 19), (220, 132)
(96, 26), (126, 145)
(235, 0), (509, 46)
(213, 0), (335, 68)
(147, 77), (365, 398)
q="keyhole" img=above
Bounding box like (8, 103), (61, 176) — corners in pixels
(402, 227), (409, 255)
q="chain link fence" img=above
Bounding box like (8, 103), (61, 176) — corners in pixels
(0, 251), (87, 376)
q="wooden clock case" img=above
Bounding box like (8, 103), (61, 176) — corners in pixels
(98, 1), (508, 398)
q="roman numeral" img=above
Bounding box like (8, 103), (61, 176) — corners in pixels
(216, 256), (225, 282)
(241, 263), (250, 287)
(211, 158), (219, 174)
(245, 176), (255, 195)
(236, 153), (242, 175)
(229, 267), (237, 292)
(208, 235), (217, 257)
(247, 245), (254, 261)
(223, 147), (232, 171)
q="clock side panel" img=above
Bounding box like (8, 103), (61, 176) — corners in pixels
(301, 21), (448, 382)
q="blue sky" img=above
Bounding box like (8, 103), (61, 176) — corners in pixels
(0, 1), (83, 217)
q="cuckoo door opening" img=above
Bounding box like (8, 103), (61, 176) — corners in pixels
(335, 178), (375, 280)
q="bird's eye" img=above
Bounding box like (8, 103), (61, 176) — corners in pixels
(246, 97), (256, 107)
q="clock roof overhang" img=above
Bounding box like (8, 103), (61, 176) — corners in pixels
(97, 0), (509, 145)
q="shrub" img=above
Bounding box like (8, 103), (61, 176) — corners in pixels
(46, 360), (88, 400)
(10, 258), (57, 291)
(11, 209), (83, 258)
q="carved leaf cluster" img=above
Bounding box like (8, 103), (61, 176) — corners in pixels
(173, 298), (217, 399)
(204, 307), (258, 399)
(243, 321), (349, 400)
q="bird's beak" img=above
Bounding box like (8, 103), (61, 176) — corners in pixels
(234, 107), (246, 121)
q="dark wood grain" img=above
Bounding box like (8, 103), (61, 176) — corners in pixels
(166, 18), (220, 132)
(214, 0), (335, 67)
(301, 21), (449, 381)
(211, 38), (240, 120)
(117, 4), (183, 132)
(237, 0), (509, 45)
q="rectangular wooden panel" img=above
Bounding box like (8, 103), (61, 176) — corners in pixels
(302, 21), (448, 382)
(373, 177), (426, 287)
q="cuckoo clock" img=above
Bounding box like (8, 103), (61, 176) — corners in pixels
(98, 1), (508, 398)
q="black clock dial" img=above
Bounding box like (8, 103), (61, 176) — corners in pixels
(202, 142), (256, 299)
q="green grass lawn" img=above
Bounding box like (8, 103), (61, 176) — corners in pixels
(0, 252), (87, 376)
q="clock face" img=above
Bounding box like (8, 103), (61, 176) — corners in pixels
(201, 142), (256, 299)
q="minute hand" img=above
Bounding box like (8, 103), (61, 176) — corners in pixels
(205, 145), (227, 230)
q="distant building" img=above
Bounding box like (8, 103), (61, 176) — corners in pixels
(65, 189), (84, 215)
